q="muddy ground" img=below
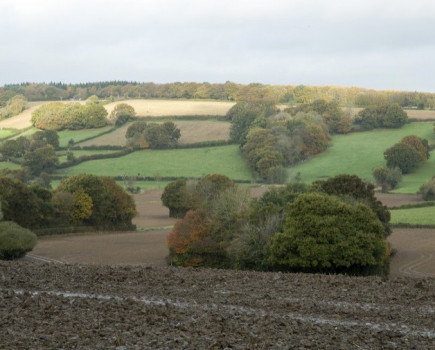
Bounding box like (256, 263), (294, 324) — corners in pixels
(1, 262), (434, 349)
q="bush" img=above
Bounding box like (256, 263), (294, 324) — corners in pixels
(0, 221), (37, 260)
(384, 142), (422, 174)
(418, 177), (435, 201)
(372, 166), (402, 191)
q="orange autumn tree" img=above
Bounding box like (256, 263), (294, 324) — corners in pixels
(167, 209), (216, 266)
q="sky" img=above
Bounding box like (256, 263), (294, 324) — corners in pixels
(1, 0), (435, 92)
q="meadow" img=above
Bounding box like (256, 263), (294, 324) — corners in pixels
(288, 122), (435, 192)
(57, 126), (114, 147)
(55, 145), (252, 181)
(390, 206), (435, 225)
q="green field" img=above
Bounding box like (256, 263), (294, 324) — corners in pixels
(390, 206), (435, 225)
(55, 145), (253, 181)
(0, 129), (17, 139)
(57, 126), (114, 147)
(0, 161), (20, 170)
(288, 122), (435, 192)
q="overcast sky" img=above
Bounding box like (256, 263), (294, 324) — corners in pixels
(1, 0), (434, 92)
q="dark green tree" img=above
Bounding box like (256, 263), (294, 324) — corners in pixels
(267, 193), (389, 275)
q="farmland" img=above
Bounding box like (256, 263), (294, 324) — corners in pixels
(390, 206), (435, 226)
(104, 99), (235, 117)
(288, 122), (435, 191)
(55, 145), (252, 181)
(77, 120), (230, 147)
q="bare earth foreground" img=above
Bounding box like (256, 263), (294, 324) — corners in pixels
(2, 191), (435, 348)
(1, 262), (434, 349)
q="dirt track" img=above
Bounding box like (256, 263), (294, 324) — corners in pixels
(1, 262), (434, 349)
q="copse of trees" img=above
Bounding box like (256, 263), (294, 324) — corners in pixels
(31, 102), (108, 130)
(0, 130), (60, 179)
(164, 174), (391, 275)
(234, 101), (331, 182)
(372, 166), (402, 192)
(285, 99), (352, 134)
(0, 94), (27, 119)
(56, 174), (136, 229)
(383, 135), (429, 174)
(109, 103), (136, 126)
(126, 121), (180, 149)
(354, 103), (408, 130)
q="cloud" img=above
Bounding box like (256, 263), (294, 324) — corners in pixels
(1, 0), (435, 91)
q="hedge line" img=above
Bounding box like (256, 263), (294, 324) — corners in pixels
(56, 148), (134, 168)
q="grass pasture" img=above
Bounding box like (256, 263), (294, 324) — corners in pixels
(55, 145), (252, 181)
(104, 99), (235, 117)
(0, 128), (17, 139)
(78, 120), (231, 147)
(57, 126), (114, 147)
(288, 122), (435, 190)
(344, 107), (435, 120)
(0, 161), (20, 170)
(390, 206), (435, 225)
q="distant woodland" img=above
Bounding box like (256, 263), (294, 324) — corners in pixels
(1, 81), (435, 109)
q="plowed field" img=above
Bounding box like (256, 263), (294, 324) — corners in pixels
(1, 262), (434, 349)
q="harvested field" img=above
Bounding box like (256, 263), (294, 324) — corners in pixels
(343, 107), (435, 120)
(105, 99), (235, 117)
(375, 192), (423, 208)
(1, 262), (434, 349)
(0, 102), (44, 129)
(78, 120), (231, 147)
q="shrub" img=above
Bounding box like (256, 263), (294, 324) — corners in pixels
(0, 221), (37, 260)
(418, 177), (435, 201)
(372, 166), (402, 191)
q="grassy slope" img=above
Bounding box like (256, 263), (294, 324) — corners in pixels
(0, 129), (17, 139)
(57, 126), (114, 147)
(0, 162), (20, 170)
(390, 206), (435, 225)
(288, 122), (435, 192)
(55, 145), (252, 181)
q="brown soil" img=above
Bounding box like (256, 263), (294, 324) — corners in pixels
(375, 192), (423, 208)
(1, 262), (434, 349)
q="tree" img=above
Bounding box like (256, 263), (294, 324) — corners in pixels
(314, 174), (391, 237)
(56, 174), (136, 229)
(228, 101), (277, 144)
(418, 177), (435, 201)
(0, 177), (51, 229)
(383, 103), (408, 128)
(384, 143), (421, 174)
(109, 103), (136, 126)
(372, 166), (402, 191)
(31, 130), (60, 149)
(23, 145), (59, 176)
(400, 135), (429, 162)
(267, 193), (389, 275)
(161, 179), (195, 218)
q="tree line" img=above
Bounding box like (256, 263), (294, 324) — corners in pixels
(2, 81), (435, 108)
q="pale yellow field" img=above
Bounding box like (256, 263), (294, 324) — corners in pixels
(78, 120), (231, 147)
(343, 107), (435, 120)
(104, 99), (235, 117)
